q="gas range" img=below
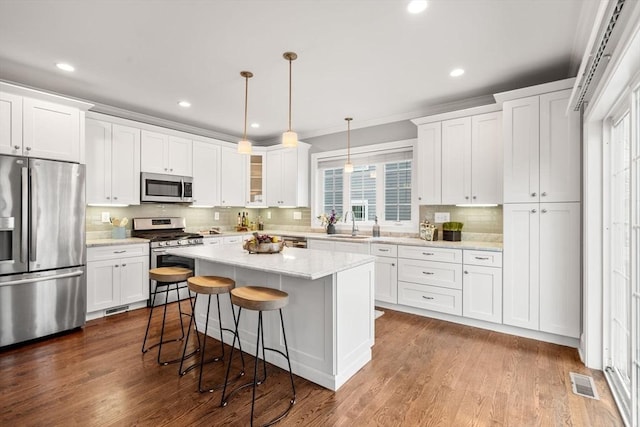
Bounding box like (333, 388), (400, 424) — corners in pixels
(132, 217), (204, 249)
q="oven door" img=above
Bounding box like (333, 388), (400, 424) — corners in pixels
(149, 248), (194, 306)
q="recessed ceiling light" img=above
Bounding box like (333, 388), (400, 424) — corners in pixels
(56, 62), (75, 72)
(407, 0), (428, 14)
(250, 123), (260, 129)
(178, 100), (191, 108)
(450, 68), (465, 77)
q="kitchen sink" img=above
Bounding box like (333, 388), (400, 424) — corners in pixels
(326, 234), (370, 240)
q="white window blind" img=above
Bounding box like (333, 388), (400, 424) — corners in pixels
(323, 168), (344, 218)
(385, 161), (412, 221)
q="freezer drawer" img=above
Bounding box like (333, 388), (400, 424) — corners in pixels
(0, 267), (86, 347)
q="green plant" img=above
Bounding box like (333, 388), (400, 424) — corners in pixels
(442, 221), (463, 231)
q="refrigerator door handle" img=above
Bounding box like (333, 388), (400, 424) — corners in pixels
(29, 166), (37, 262)
(0, 270), (83, 287)
(21, 166), (28, 263)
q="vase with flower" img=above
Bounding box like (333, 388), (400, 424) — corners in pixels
(318, 209), (340, 234)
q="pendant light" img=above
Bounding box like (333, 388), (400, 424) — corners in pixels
(344, 117), (354, 173)
(282, 52), (298, 148)
(237, 71), (254, 154)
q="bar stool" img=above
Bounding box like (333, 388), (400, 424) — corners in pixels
(141, 266), (193, 365)
(220, 286), (296, 426)
(178, 275), (245, 393)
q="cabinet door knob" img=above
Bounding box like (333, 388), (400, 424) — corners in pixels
(531, 192), (537, 197)
(465, 196), (470, 200)
(114, 264), (119, 268)
(170, 168), (173, 172)
(113, 196), (118, 200)
(13, 145), (20, 150)
(541, 192), (547, 196)
(473, 196), (476, 199)
(122, 264), (126, 267)
(464, 270), (469, 274)
(25, 146), (31, 151)
(531, 208), (537, 213)
(164, 168), (168, 171)
(391, 263), (395, 267)
(418, 197), (422, 201)
(106, 196), (110, 200)
(541, 209), (548, 213)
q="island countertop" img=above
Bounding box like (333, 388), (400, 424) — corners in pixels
(165, 245), (375, 281)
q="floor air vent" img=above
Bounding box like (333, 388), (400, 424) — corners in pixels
(105, 305), (129, 316)
(570, 372), (600, 400)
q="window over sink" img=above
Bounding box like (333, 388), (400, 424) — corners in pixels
(313, 140), (417, 232)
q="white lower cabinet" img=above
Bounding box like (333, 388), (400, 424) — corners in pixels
(397, 246), (463, 315)
(371, 243), (397, 304)
(462, 251), (503, 324)
(87, 244), (149, 318)
(503, 202), (580, 338)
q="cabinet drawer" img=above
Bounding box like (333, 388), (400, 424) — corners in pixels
(398, 258), (462, 290)
(398, 281), (462, 316)
(398, 245), (462, 263)
(88, 244), (149, 262)
(334, 241), (370, 254)
(463, 250), (502, 267)
(223, 236), (243, 245)
(371, 243), (397, 258)
(203, 237), (222, 246)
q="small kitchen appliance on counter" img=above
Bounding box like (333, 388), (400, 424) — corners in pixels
(132, 217), (203, 306)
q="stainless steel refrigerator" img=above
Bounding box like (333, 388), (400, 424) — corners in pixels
(0, 155), (86, 347)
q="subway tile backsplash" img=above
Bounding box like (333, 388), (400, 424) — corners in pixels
(87, 204), (503, 241)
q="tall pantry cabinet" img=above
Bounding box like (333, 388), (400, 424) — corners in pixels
(500, 83), (581, 339)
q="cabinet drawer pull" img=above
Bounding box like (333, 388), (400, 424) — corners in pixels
(122, 264), (126, 267)
(422, 252), (434, 256)
(422, 296), (434, 300)
(474, 256), (489, 260)
(422, 271), (434, 275)
(379, 249), (389, 252)
(113, 250), (126, 254)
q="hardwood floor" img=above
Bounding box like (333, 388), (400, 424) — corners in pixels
(1, 303), (622, 426)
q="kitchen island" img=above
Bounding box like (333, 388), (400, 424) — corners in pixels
(165, 245), (376, 391)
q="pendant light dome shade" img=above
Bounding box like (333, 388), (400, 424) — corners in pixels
(238, 71), (253, 154)
(344, 117), (353, 174)
(282, 52), (298, 148)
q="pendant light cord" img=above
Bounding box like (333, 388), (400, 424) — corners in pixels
(288, 57), (292, 132)
(243, 74), (249, 140)
(346, 117), (352, 162)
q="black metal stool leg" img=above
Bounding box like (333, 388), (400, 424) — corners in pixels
(178, 293), (200, 375)
(141, 285), (159, 353)
(250, 311), (263, 426)
(280, 308), (297, 405)
(221, 307), (243, 406)
(156, 283), (172, 365)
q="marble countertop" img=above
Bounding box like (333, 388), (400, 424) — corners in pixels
(165, 245), (376, 280)
(86, 230), (502, 252)
(86, 237), (149, 247)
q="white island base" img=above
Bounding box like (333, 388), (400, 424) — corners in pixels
(169, 246), (376, 391)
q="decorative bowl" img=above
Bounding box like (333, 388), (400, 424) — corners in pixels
(243, 240), (285, 254)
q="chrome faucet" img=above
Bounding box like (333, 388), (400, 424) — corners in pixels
(344, 210), (359, 236)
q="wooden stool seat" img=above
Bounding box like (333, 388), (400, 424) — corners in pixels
(187, 276), (235, 295)
(231, 286), (289, 311)
(149, 267), (193, 283)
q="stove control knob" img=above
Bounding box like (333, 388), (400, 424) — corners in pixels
(177, 240), (183, 245)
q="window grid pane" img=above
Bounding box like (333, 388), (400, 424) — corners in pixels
(323, 168), (343, 218)
(350, 166), (376, 221)
(384, 161), (412, 221)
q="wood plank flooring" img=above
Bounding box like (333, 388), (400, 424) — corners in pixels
(1, 303), (622, 426)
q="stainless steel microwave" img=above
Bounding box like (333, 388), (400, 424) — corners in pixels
(140, 172), (193, 203)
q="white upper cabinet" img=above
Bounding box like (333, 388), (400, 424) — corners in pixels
(22, 98), (81, 162)
(141, 130), (193, 176)
(415, 122), (442, 205)
(471, 112), (503, 204)
(503, 89), (579, 203)
(539, 90), (581, 203)
(0, 92), (22, 156)
(1, 83), (90, 163)
(86, 119), (141, 205)
(191, 141), (220, 207)
(441, 112), (502, 205)
(441, 117), (472, 204)
(266, 143), (310, 207)
(220, 146), (247, 207)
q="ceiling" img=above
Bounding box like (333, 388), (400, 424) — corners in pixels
(0, 0), (596, 144)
